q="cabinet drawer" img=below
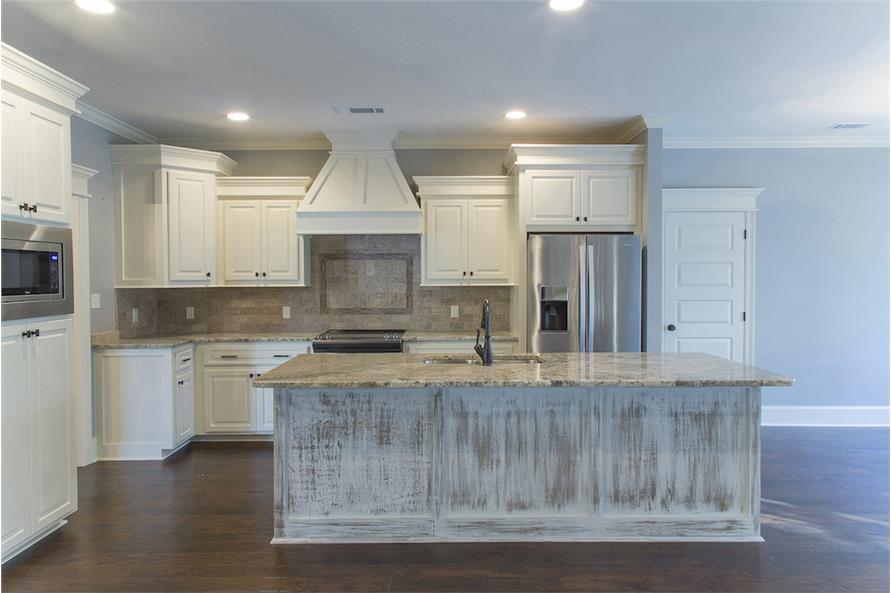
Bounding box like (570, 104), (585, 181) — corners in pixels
(201, 342), (311, 366)
(174, 347), (194, 372)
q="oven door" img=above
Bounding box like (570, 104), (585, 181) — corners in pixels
(1, 222), (72, 320)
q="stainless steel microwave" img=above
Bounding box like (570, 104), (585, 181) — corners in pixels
(2, 221), (73, 321)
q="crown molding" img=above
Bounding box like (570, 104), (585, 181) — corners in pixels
(110, 144), (238, 176)
(613, 116), (647, 145)
(76, 102), (158, 144)
(504, 143), (646, 171)
(71, 164), (98, 198)
(159, 137), (332, 151)
(664, 136), (890, 149)
(1, 42), (88, 113)
(413, 176), (514, 198)
(663, 187), (764, 211)
(217, 176), (313, 197)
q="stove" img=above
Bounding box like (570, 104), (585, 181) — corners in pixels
(312, 329), (405, 353)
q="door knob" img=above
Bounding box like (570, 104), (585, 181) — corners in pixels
(666, 324), (676, 332)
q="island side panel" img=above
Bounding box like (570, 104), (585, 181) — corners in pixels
(275, 387), (437, 541)
(438, 388), (595, 539)
(600, 386), (760, 539)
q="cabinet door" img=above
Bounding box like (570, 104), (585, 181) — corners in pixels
(175, 371), (195, 445)
(261, 200), (301, 283)
(1, 325), (32, 552)
(168, 170), (216, 283)
(1, 90), (24, 218)
(203, 369), (254, 433)
(467, 199), (511, 282)
(423, 200), (467, 282)
(222, 201), (262, 283)
(526, 170), (580, 226)
(22, 99), (70, 224)
(29, 318), (76, 532)
(582, 168), (638, 226)
(253, 367), (275, 433)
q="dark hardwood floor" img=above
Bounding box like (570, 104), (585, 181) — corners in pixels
(3, 428), (888, 593)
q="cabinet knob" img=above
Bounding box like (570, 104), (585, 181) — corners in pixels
(249, 373), (254, 378)
(583, 216), (588, 222)
(177, 380), (184, 386)
(29, 204), (37, 213)
(206, 272), (211, 278)
(255, 272), (259, 277)
(262, 272), (267, 277)
(33, 329), (39, 337)
(469, 271), (473, 276)
(666, 324), (676, 332)
(463, 271), (467, 276)
(21, 330), (31, 338)
(19, 203), (28, 211)
(576, 216), (580, 222)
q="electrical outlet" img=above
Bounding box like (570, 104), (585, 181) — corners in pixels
(185, 306), (195, 320)
(90, 293), (101, 309)
(450, 305), (459, 319)
(131, 308), (139, 323)
(282, 306), (291, 319)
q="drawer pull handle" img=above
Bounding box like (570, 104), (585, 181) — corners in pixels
(177, 380), (184, 386)
(182, 357), (191, 363)
(273, 354), (289, 358)
(220, 355), (238, 359)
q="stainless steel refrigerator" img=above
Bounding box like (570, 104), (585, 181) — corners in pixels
(527, 234), (641, 353)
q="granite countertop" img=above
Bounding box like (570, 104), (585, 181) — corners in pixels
(253, 352), (794, 389)
(91, 331), (519, 349)
(91, 332), (319, 349)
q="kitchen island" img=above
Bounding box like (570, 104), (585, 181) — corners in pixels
(255, 352), (792, 543)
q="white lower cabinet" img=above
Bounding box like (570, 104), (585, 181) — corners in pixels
(2, 317), (76, 563)
(93, 344), (194, 460)
(196, 342), (311, 435)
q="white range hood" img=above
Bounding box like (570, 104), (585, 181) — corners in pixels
(296, 131), (421, 234)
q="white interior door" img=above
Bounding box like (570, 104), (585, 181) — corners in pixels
(29, 319), (76, 531)
(261, 200), (300, 283)
(663, 211), (748, 362)
(424, 200), (467, 282)
(222, 201), (262, 283)
(168, 170), (215, 283)
(2, 325), (32, 551)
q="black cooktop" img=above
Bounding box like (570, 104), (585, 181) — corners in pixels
(312, 329), (405, 353)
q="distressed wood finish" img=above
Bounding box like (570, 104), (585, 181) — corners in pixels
(274, 386), (762, 542)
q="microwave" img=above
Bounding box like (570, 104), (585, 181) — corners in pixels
(2, 221), (73, 321)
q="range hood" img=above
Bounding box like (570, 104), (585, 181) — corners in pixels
(296, 131), (421, 234)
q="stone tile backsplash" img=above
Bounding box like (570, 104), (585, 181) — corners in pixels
(116, 235), (511, 337)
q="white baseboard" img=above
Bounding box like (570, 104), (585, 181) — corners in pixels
(762, 405), (890, 427)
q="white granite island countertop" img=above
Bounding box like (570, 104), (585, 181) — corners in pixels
(254, 352), (793, 389)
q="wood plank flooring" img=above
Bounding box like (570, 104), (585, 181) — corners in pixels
(3, 428), (888, 592)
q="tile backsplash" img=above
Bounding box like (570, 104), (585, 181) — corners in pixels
(116, 235), (511, 337)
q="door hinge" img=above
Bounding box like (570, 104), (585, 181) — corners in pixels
(742, 311), (747, 322)
(743, 229), (748, 240)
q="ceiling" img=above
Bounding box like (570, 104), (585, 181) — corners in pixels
(2, 0), (888, 148)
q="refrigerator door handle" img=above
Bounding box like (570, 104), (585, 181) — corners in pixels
(578, 243), (586, 352)
(587, 243), (596, 352)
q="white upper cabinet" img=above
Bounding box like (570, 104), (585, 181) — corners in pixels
(1, 42), (87, 225)
(217, 177), (312, 286)
(110, 145), (237, 287)
(505, 144), (645, 232)
(415, 176), (514, 286)
(168, 170), (216, 283)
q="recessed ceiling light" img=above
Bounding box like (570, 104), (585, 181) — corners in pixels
(549, 0), (584, 12)
(75, 0), (115, 14)
(505, 110), (527, 120)
(226, 112), (250, 122)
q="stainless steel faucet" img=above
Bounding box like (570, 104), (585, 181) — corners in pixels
(474, 299), (494, 366)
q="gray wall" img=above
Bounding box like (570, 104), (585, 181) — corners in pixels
(664, 147), (890, 408)
(70, 117), (131, 332)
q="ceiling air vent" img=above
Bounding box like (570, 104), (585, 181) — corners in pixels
(828, 123), (868, 130)
(334, 106), (386, 114)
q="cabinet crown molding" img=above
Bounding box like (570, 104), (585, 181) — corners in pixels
(1, 43), (88, 113)
(71, 164), (98, 198)
(504, 144), (645, 172)
(217, 176), (313, 198)
(110, 144), (237, 176)
(663, 187), (764, 211)
(414, 176), (514, 198)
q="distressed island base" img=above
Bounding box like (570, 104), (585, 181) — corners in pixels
(255, 353), (792, 543)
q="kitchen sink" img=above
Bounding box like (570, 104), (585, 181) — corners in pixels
(423, 355), (545, 365)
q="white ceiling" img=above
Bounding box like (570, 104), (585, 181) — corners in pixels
(2, 0), (888, 148)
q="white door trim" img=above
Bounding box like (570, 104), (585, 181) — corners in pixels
(663, 188), (763, 366)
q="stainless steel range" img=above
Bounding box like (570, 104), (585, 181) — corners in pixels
(312, 329), (405, 353)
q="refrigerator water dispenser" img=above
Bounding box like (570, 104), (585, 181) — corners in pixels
(540, 286), (568, 331)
